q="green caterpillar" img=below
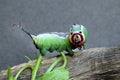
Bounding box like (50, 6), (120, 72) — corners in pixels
(19, 24), (88, 56)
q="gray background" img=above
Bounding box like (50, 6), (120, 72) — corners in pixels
(0, 0), (120, 71)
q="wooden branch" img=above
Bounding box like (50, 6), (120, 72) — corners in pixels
(0, 47), (120, 80)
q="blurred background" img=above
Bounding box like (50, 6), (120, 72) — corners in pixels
(0, 0), (120, 71)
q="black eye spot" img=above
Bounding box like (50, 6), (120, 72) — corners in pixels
(71, 32), (73, 35)
(79, 31), (82, 33)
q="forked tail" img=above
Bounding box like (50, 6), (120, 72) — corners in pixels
(13, 22), (38, 48)
(13, 22), (33, 40)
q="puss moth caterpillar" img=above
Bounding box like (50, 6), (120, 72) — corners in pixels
(19, 24), (88, 56)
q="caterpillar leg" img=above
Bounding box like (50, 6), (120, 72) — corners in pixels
(40, 48), (47, 56)
(78, 45), (85, 50)
(78, 46), (82, 50)
(83, 45), (85, 50)
(67, 48), (74, 57)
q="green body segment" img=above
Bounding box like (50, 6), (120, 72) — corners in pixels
(32, 34), (73, 56)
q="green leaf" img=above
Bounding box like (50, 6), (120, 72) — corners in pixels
(37, 67), (69, 80)
(7, 66), (16, 80)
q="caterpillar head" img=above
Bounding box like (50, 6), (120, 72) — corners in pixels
(69, 24), (84, 46)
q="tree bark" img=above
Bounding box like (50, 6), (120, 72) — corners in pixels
(0, 47), (120, 80)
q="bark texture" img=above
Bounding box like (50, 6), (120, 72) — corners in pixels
(0, 47), (120, 80)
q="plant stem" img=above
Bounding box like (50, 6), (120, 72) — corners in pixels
(31, 54), (42, 80)
(45, 57), (62, 73)
(60, 52), (67, 68)
(24, 56), (32, 61)
(15, 65), (32, 80)
(45, 52), (67, 73)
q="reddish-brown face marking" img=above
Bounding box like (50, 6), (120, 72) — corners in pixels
(69, 32), (84, 46)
